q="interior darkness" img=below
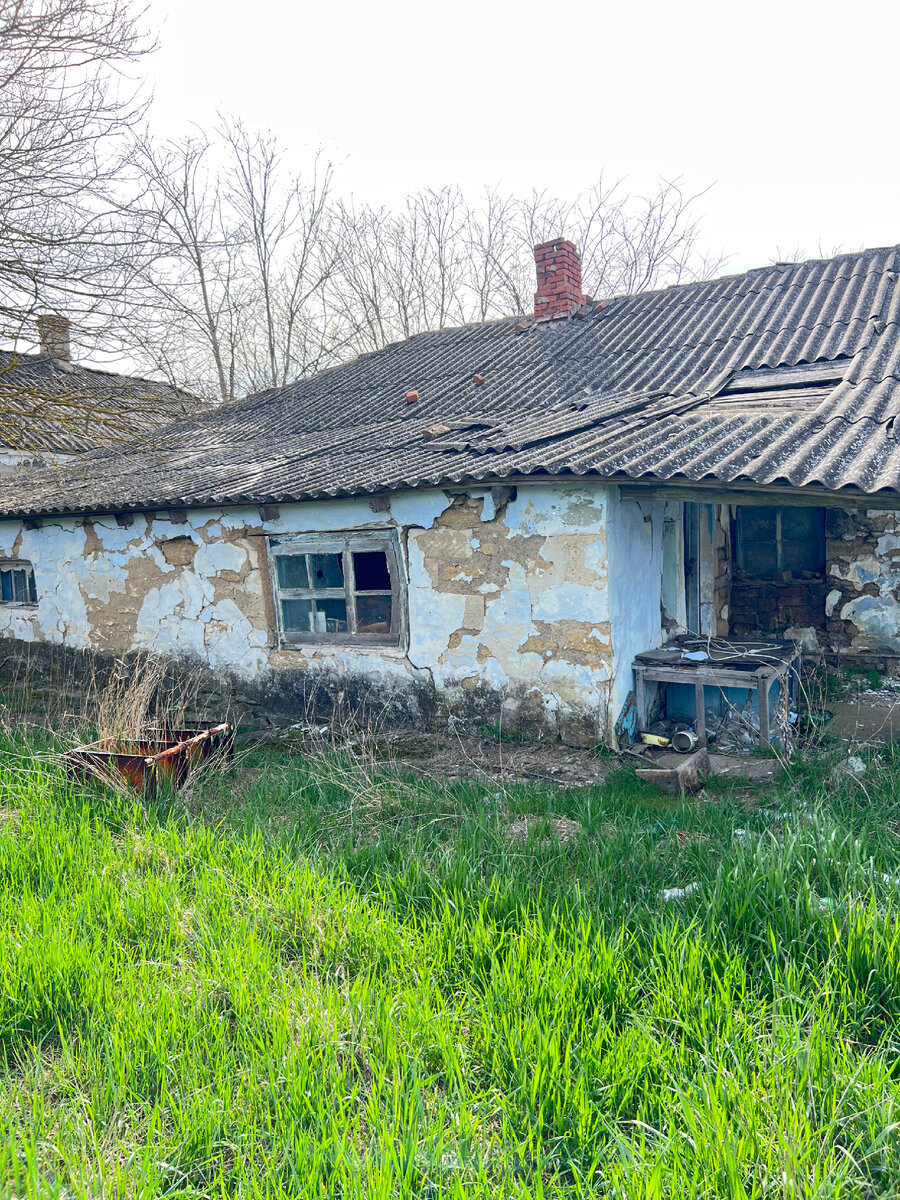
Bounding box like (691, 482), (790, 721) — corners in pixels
(354, 551), (391, 590)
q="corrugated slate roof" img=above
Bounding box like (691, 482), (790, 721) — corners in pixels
(0, 350), (200, 455)
(4, 245), (900, 516)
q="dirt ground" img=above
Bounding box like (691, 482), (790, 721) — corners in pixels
(246, 724), (793, 790)
(240, 686), (900, 792)
(827, 695), (900, 745)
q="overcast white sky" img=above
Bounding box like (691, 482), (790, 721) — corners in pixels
(147, 0), (895, 276)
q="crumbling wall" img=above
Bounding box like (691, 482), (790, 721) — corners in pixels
(729, 575), (830, 635)
(409, 484), (616, 744)
(825, 508), (900, 660)
(0, 482), (633, 743)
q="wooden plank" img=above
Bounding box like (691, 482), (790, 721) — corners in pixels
(634, 667), (647, 731)
(695, 682), (706, 743)
(615, 481), (898, 511)
(757, 675), (770, 748)
(634, 666), (773, 688)
(721, 362), (846, 391)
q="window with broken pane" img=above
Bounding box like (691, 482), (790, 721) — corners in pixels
(269, 534), (402, 645)
(0, 561), (37, 605)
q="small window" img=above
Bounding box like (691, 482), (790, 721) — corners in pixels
(269, 533), (403, 645)
(0, 561), (37, 605)
(736, 506), (825, 578)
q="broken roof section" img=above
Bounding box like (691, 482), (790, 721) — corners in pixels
(0, 349), (200, 456)
(3, 244), (900, 515)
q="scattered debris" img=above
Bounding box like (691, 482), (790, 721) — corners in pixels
(661, 882), (699, 902)
(671, 729), (700, 754)
(473, 373), (485, 386)
(640, 732), (670, 747)
(708, 699), (761, 753)
(833, 755), (868, 780)
(784, 625), (823, 658)
(675, 829), (710, 846)
(405, 390), (419, 403)
(422, 423), (451, 441)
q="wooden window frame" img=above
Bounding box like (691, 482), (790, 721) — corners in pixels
(0, 560), (37, 607)
(268, 531), (405, 648)
(736, 506), (826, 579)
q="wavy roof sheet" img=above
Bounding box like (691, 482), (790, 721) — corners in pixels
(0, 350), (200, 454)
(4, 245), (900, 516)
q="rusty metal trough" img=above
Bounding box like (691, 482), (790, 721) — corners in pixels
(66, 722), (232, 793)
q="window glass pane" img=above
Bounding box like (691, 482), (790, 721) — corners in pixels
(309, 553), (344, 589)
(780, 507), (820, 540)
(353, 550), (391, 591)
(28, 572), (36, 604)
(743, 543), (777, 578)
(782, 541), (822, 574)
(276, 554), (310, 590)
(740, 507), (776, 541)
(356, 594), (392, 634)
(281, 598), (315, 632)
(12, 571), (27, 603)
(0, 573), (10, 603)
(316, 597), (348, 633)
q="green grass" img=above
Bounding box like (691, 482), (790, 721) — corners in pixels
(1, 736), (900, 1195)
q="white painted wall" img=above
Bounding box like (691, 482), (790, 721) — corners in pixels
(0, 481), (673, 742)
(606, 491), (666, 723)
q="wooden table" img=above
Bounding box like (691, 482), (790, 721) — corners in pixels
(632, 639), (800, 750)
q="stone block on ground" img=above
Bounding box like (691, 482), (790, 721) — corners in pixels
(635, 748), (710, 795)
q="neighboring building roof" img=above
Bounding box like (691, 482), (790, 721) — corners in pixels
(0, 349), (199, 455)
(4, 245), (900, 516)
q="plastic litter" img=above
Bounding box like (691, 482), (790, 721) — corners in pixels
(661, 882), (699, 902)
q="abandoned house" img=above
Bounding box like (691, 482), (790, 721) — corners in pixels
(0, 243), (899, 745)
(0, 314), (197, 471)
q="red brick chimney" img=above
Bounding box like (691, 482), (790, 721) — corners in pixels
(533, 239), (584, 320)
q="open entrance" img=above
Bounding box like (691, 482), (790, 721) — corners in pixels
(636, 497), (828, 750)
(659, 500), (829, 639)
(729, 504), (828, 636)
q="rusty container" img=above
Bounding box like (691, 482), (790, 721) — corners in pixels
(65, 723), (232, 794)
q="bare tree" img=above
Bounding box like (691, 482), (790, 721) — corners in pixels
(330, 177), (723, 353)
(220, 119), (345, 392)
(0, 0), (152, 351)
(123, 130), (245, 401)
(329, 188), (473, 354)
(125, 124), (344, 402)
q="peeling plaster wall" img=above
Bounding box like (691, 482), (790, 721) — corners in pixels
(0, 482), (668, 743)
(408, 484), (616, 743)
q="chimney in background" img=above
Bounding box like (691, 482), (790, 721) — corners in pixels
(533, 239), (584, 320)
(37, 313), (71, 360)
